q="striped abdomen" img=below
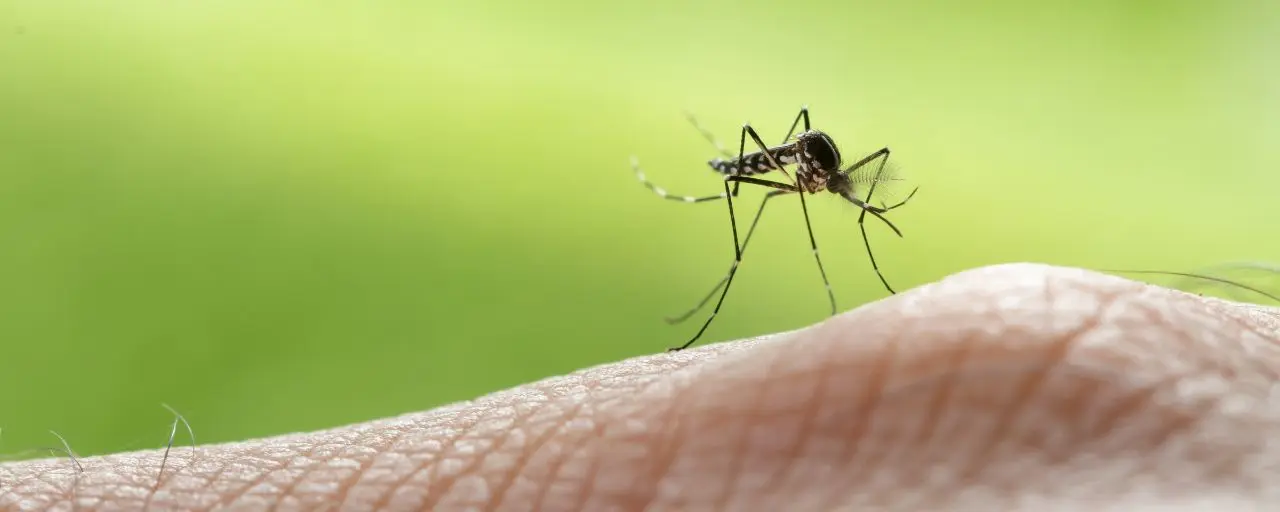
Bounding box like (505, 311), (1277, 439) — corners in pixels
(707, 145), (799, 176)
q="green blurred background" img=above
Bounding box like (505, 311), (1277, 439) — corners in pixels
(1, 0), (1278, 456)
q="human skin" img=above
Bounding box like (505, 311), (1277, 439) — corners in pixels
(3, 263), (1280, 511)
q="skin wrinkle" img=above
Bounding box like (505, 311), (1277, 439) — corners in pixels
(769, 341), (833, 504)
(629, 368), (720, 510)
(555, 353), (711, 510)
(383, 403), (512, 509)
(1084, 371), (1172, 446)
(1117, 294), (1232, 467)
(623, 334), (789, 510)
(700, 339), (824, 506)
(274, 408), (467, 509)
(426, 391), (575, 509)
(630, 377), (689, 511)
(663, 265), (1246, 508)
(457, 396), (552, 510)
(369, 436), (450, 510)
(567, 407), (604, 512)
(424, 396), (535, 506)
(311, 444), (380, 509)
(717, 333), (794, 509)
(9, 264), (1280, 510)
(43, 466), (80, 511)
(661, 288), (993, 507)
(266, 433), (390, 509)
(230, 445), (315, 508)
(738, 343), (860, 510)
(486, 391), (585, 512)
(463, 347), (730, 510)
(1081, 374), (1177, 499)
(959, 283), (1121, 481)
(227, 442), (293, 506)
(419, 407), (502, 508)
(199, 440), (289, 509)
(860, 298), (1012, 483)
(1132, 290), (1279, 488)
(815, 320), (900, 512)
(526, 404), (596, 511)
(907, 315), (973, 470)
(266, 441), (338, 510)
(336, 422), (423, 510)
(825, 363), (1221, 508)
(569, 400), (632, 510)
(1176, 295), (1280, 383)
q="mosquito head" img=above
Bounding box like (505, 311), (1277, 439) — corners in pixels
(795, 130), (841, 174)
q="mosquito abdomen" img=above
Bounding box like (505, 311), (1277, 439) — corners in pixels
(708, 147), (798, 176)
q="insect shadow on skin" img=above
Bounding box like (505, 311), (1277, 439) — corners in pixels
(631, 106), (919, 352)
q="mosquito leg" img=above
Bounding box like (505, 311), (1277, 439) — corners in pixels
(846, 148), (904, 294)
(781, 105), (811, 142)
(843, 147), (920, 212)
(689, 104), (812, 157)
(665, 189), (793, 324)
(669, 126), (804, 352)
(664, 106), (818, 325)
(722, 175), (797, 190)
(630, 156), (733, 203)
(685, 110), (735, 158)
(879, 186), (919, 211)
(667, 179), (739, 352)
(743, 126), (838, 316)
(840, 147), (889, 177)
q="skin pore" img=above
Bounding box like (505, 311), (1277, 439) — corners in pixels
(3, 263), (1280, 510)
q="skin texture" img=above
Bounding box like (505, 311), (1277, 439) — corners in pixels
(3, 262), (1280, 511)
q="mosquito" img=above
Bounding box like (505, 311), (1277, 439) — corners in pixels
(630, 106), (919, 352)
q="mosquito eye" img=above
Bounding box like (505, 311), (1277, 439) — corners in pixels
(808, 141), (838, 170)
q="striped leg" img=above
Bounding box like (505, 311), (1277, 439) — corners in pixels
(640, 106), (812, 205)
(631, 156), (731, 203)
(686, 105), (810, 158)
(685, 110), (735, 159)
(654, 107), (818, 351)
(667, 123), (755, 351)
(664, 189), (793, 324)
(662, 107), (819, 324)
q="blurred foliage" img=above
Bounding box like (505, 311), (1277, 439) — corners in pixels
(1, 0), (1278, 455)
